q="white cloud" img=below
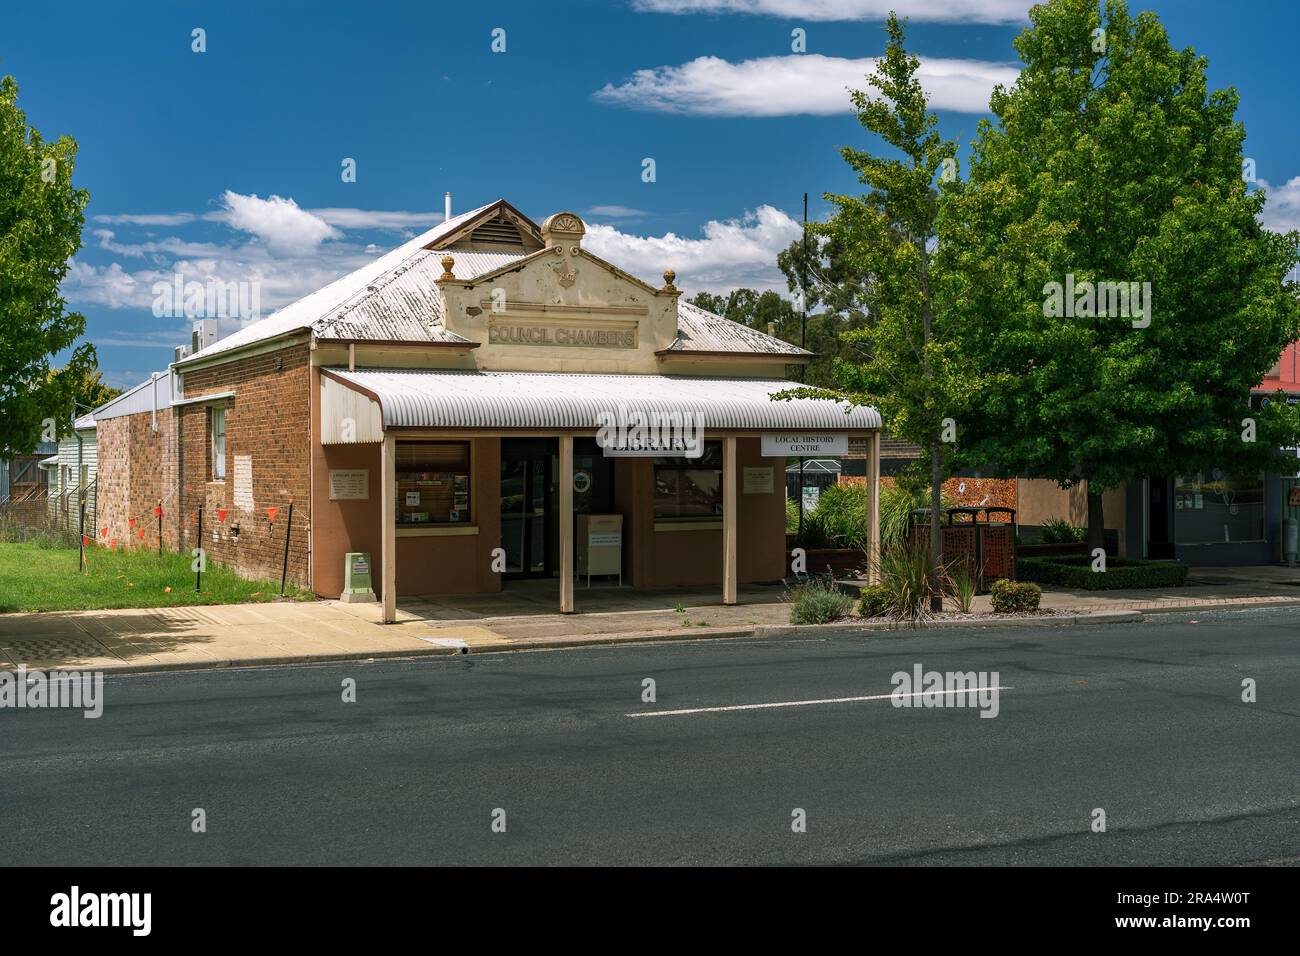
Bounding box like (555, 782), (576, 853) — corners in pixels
(595, 53), (1016, 116)
(632, 0), (1029, 24)
(1259, 177), (1300, 234)
(310, 208), (441, 230)
(586, 205), (650, 219)
(584, 204), (801, 294)
(92, 212), (198, 226)
(215, 191), (342, 255)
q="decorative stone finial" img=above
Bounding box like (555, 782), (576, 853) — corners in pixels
(439, 255), (455, 281)
(662, 269), (678, 293)
(540, 212), (586, 249)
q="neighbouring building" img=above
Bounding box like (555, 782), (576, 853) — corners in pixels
(105, 200), (882, 619)
(43, 414), (97, 535)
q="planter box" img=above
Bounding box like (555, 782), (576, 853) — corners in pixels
(1016, 541), (1089, 559)
(790, 547), (868, 578)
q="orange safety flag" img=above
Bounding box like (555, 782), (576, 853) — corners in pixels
(110, 538), (117, 550)
(82, 535), (90, 548)
(100, 527), (107, 538)
(266, 506), (278, 524)
(216, 508), (228, 523)
(154, 505), (163, 517)
(137, 528), (145, 540)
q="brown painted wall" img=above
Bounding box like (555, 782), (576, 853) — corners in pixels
(622, 438), (786, 587)
(310, 435), (503, 598)
(178, 344), (311, 588)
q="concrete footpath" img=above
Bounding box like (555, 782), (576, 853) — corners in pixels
(1, 566), (1297, 674)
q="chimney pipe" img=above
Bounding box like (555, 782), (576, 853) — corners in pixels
(445, 192), (452, 222)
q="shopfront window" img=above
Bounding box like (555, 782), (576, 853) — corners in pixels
(396, 442), (471, 524)
(653, 441), (722, 520)
(1172, 471), (1265, 544)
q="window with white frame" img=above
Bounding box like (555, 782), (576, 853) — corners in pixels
(210, 406), (227, 480)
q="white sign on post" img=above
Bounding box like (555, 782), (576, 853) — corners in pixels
(762, 433), (848, 457)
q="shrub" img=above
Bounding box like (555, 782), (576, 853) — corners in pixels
(878, 538), (941, 620)
(945, 561), (980, 613)
(801, 483), (868, 550)
(856, 584), (893, 618)
(1039, 517), (1086, 544)
(786, 578), (854, 624)
(1017, 555), (1189, 590)
(990, 579), (1041, 613)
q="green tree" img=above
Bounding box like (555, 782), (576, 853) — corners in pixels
(69, 368), (121, 412)
(784, 13), (969, 608)
(687, 281), (870, 389)
(0, 74), (95, 456)
(940, 0), (1300, 551)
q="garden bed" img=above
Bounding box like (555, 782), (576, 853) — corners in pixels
(1017, 555), (1188, 590)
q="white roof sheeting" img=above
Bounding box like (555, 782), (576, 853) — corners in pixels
(176, 202), (500, 364)
(667, 301), (812, 356)
(325, 368), (879, 431)
(93, 373), (173, 420)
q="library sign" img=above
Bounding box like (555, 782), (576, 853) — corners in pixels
(761, 433), (848, 457)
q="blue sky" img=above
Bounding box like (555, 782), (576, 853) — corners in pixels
(2, 0), (1297, 389)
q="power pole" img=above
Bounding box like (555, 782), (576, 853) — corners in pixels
(797, 192), (809, 542)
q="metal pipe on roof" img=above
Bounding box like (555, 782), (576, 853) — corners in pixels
(445, 192), (452, 222)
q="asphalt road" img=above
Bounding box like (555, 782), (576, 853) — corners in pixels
(2, 607), (1297, 865)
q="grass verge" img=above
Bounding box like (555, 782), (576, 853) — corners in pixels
(0, 541), (315, 612)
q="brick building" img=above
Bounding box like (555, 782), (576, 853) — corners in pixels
(105, 199), (883, 617)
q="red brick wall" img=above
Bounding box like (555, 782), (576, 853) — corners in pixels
(178, 344), (311, 588)
(95, 409), (177, 550)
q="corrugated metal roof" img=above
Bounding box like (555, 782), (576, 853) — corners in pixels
(666, 301), (812, 355)
(93, 373), (174, 420)
(315, 250), (462, 343)
(175, 201), (501, 363)
(435, 249), (530, 281)
(327, 368), (879, 431)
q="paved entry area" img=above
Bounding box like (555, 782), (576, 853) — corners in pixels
(335, 581), (794, 643)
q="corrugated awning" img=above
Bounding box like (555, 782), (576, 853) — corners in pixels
(321, 368), (879, 439)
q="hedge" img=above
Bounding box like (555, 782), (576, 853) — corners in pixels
(1016, 555), (1189, 590)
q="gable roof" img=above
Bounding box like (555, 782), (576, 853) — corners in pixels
(175, 201), (507, 364)
(174, 200), (815, 365)
(663, 301), (812, 358)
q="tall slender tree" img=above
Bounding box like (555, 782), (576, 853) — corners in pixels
(785, 13), (970, 608)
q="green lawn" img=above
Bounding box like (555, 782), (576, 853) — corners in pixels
(0, 541), (316, 612)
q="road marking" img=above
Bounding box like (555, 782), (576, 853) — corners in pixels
(626, 686), (1013, 718)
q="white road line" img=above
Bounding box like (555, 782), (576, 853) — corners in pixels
(625, 686), (1013, 718)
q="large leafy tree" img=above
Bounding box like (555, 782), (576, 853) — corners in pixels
(941, 0), (1300, 550)
(786, 13), (971, 607)
(0, 74), (96, 457)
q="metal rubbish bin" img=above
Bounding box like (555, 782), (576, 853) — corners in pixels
(1284, 518), (1297, 567)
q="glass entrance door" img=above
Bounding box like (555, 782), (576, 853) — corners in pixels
(501, 439), (557, 577)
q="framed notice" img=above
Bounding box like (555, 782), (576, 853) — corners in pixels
(233, 456), (254, 511)
(743, 466), (774, 494)
(329, 469), (370, 500)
